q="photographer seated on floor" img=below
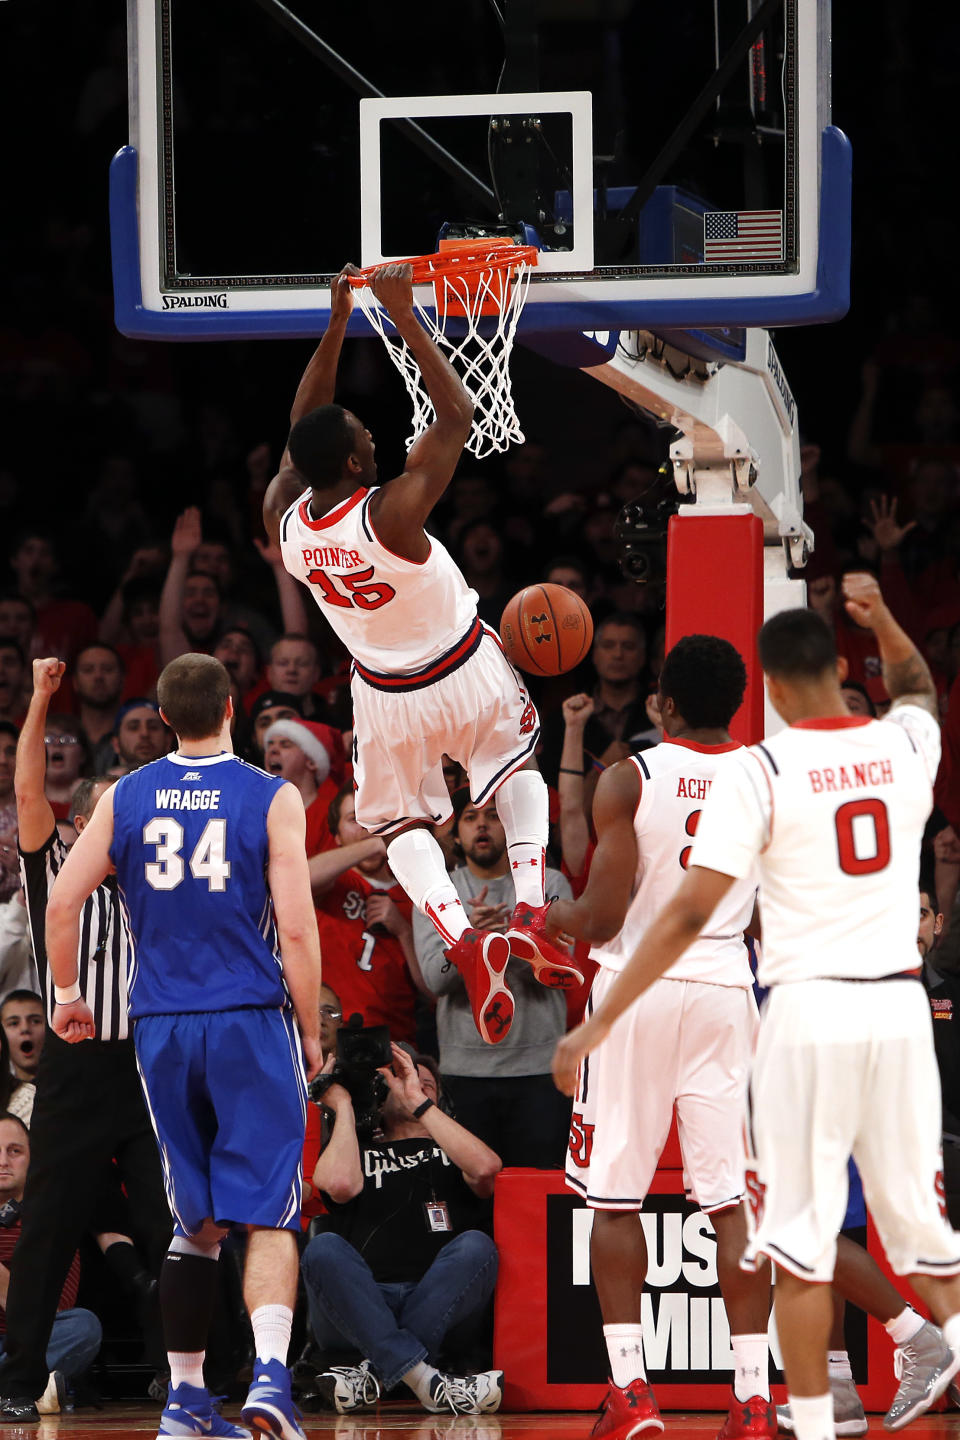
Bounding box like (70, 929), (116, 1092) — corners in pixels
(300, 1029), (504, 1417)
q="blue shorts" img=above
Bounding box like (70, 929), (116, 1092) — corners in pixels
(134, 1007), (307, 1237)
(843, 1156), (867, 1229)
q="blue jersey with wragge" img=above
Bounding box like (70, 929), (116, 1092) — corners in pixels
(110, 751), (288, 1017)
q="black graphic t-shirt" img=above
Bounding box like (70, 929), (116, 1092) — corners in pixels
(924, 960), (960, 1138)
(321, 1137), (491, 1282)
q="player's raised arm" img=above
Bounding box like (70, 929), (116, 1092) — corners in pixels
(366, 264), (475, 552)
(552, 863), (735, 1095)
(546, 760), (641, 944)
(266, 782), (324, 1078)
(842, 571), (937, 718)
(262, 265), (357, 546)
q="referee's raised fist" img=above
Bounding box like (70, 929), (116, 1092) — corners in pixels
(33, 657), (66, 694)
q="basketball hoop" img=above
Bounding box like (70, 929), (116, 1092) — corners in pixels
(349, 239), (538, 460)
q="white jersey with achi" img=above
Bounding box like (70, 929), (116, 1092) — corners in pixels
(689, 707), (941, 986)
(279, 485), (478, 674)
(590, 737), (758, 986)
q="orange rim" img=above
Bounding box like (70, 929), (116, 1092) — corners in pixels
(348, 240), (539, 287)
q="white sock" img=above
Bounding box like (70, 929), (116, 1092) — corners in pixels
(387, 829), (470, 944)
(169, 1352), (205, 1390)
(495, 770), (548, 907)
(604, 1323), (645, 1387)
(250, 1304), (293, 1365)
(942, 1311), (960, 1358)
(885, 1306), (925, 1347)
(788, 1392), (835, 1440)
(732, 1332), (770, 1400)
(827, 1350), (853, 1380)
(403, 1359), (442, 1404)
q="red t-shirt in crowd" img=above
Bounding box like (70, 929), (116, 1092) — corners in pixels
(305, 779), (340, 858)
(301, 1102), (327, 1226)
(0, 1219), (80, 1333)
(32, 599), (99, 667)
(116, 642), (160, 701)
(315, 871), (418, 1043)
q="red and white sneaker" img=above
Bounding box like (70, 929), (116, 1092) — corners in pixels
(717, 1392), (778, 1440)
(506, 902), (584, 989)
(442, 929), (515, 1045)
(592, 1378), (664, 1440)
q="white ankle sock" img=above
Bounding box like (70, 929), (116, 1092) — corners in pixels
(788, 1392), (835, 1440)
(387, 830), (470, 943)
(827, 1350), (853, 1380)
(604, 1323), (645, 1387)
(250, 1304), (293, 1365)
(403, 1359), (441, 1404)
(169, 1352), (205, 1390)
(732, 1333), (770, 1400)
(495, 771), (548, 907)
(885, 1306), (924, 1347)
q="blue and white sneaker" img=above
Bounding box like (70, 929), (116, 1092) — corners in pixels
(158, 1383), (252, 1439)
(241, 1358), (306, 1440)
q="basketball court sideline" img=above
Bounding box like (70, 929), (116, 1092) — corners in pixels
(2, 1409), (955, 1439)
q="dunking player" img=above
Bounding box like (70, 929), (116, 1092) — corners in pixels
(44, 654), (323, 1440)
(546, 635), (773, 1440)
(263, 263), (579, 1045)
(554, 575), (960, 1440)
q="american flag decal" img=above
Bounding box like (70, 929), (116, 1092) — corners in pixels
(703, 210), (783, 263)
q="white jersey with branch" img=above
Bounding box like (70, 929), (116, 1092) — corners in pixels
(590, 739), (758, 986)
(689, 707), (940, 986)
(279, 485), (478, 673)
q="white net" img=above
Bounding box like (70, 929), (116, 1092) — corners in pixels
(352, 255), (533, 460)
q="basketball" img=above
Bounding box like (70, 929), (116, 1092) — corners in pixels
(499, 584), (594, 677)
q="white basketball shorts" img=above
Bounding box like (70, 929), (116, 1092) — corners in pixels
(350, 619), (539, 836)
(743, 978), (960, 1283)
(565, 968), (758, 1211)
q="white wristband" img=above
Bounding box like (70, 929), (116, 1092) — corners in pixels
(54, 982), (82, 1005)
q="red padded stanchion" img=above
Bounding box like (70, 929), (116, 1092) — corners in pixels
(665, 513), (765, 744)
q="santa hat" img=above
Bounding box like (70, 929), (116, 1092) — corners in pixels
(264, 719), (331, 784)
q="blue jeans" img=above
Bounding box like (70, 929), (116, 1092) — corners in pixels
(301, 1229), (498, 1393)
(0, 1308), (102, 1382)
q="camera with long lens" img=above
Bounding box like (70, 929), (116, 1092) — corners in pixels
(615, 472), (680, 588)
(308, 1014), (392, 1138)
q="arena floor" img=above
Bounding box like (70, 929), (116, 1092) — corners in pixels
(3, 1412), (955, 1439)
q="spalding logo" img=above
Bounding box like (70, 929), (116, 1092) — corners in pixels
(162, 293), (229, 310)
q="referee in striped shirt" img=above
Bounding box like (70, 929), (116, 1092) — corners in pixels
(0, 658), (171, 1419)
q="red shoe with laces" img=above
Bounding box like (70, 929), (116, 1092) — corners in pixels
(716, 1392), (778, 1440)
(442, 929), (515, 1045)
(506, 902), (585, 989)
(592, 1379), (664, 1440)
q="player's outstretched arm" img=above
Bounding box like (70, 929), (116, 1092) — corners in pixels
(46, 784), (117, 1042)
(551, 865), (734, 1096)
(262, 266), (357, 547)
(367, 264), (474, 552)
(546, 761), (640, 944)
(842, 571), (937, 718)
(267, 783), (324, 1077)
(15, 659), (63, 851)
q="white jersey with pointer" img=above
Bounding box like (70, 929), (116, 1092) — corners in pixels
(279, 485), (477, 674)
(590, 737), (758, 986)
(689, 707), (941, 985)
